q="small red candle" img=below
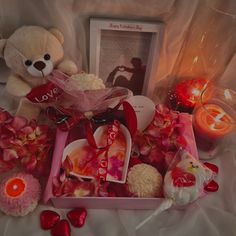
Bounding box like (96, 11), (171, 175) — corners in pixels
(5, 178), (26, 198)
(193, 104), (235, 150)
(0, 172), (41, 216)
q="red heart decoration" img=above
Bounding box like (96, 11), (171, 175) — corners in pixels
(40, 210), (60, 230)
(204, 162), (219, 174)
(51, 219), (71, 236)
(171, 167), (196, 187)
(204, 180), (219, 192)
(67, 208), (87, 228)
(26, 82), (63, 103)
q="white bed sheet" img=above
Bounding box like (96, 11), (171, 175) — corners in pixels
(0, 0), (236, 235)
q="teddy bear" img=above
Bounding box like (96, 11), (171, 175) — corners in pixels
(0, 25), (78, 120)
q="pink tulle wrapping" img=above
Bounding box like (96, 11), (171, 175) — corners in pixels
(47, 70), (133, 112)
(0, 173), (41, 216)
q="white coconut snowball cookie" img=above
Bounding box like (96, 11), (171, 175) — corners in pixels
(127, 164), (163, 197)
(69, 73), (105, 90)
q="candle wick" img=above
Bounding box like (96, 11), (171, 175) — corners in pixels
(191, 88), (201, 97)
(224, 89), (232, 100)
(210, 111), (226, 130)
(12, 184), (18, 190)
(214, 112), (225, 123)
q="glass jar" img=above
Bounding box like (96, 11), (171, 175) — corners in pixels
(164, 0), (236, 112)
(173, 0), (236, 82)
(193, 85), (236, 158)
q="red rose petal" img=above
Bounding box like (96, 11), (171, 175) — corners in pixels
(128, 156), (142, 168)
(107, 182), (130, 197)
(0, 158), (15, 172)
(74, 181), (95, 197)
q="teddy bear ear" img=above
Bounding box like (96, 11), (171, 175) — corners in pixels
(0, 39), (7, 58)
(49, 28), (64, 45)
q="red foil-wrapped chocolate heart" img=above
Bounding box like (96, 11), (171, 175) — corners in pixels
(51, 219), (71, 236)
(67, 208), (87, 228)
(204, 180), (219, 192)
(40, 210), (60, 230)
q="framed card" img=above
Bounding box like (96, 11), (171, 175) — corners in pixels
(89, 18), (164, 97)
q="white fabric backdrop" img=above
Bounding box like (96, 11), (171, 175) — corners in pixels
(0, 0), (236, 235)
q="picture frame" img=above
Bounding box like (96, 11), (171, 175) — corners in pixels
(89, 18), (164, 97)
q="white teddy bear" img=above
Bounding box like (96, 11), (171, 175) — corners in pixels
(0, 25), (78, 120)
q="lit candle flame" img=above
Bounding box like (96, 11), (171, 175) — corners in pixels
(224, 89), (232, 100)
(192, 88), (201, 96)
(210, 111), (226, 130)
(193, 56), (199, 64)
(13, 184), (18, 190)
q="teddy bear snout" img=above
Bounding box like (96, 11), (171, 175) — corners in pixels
(33, 61), (46, 71)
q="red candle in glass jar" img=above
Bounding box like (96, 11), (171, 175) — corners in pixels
(193, 103), (235, 150)
(169, 78), (210, 113)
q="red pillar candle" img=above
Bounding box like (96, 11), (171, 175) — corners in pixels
(193, 104), (235, 151)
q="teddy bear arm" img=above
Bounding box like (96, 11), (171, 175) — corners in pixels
(57, 59), (78, 76)
(6, 74), (32, 97)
